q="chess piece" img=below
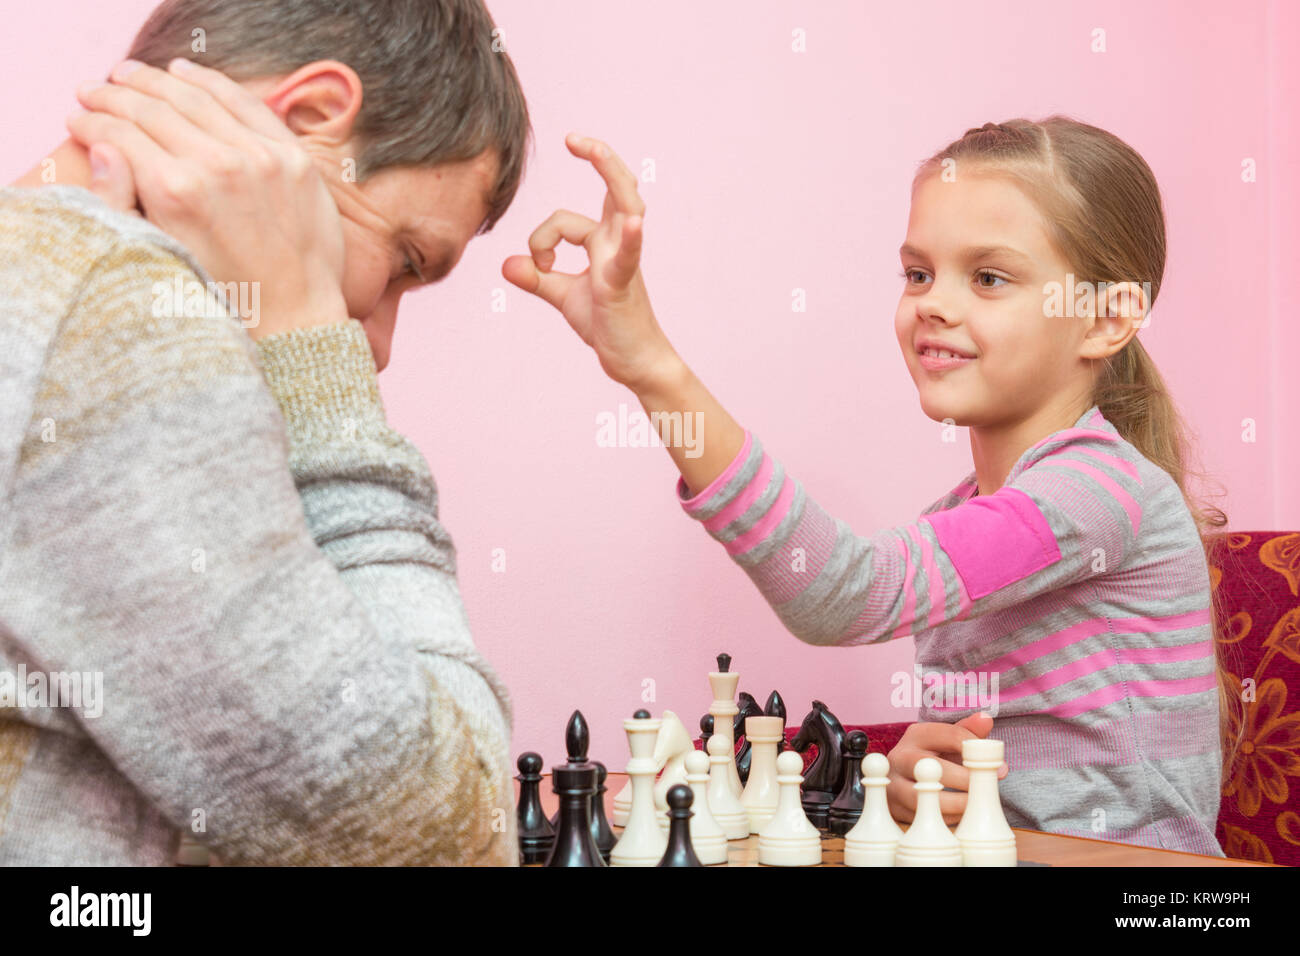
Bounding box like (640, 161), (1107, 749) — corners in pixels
(844, 752), (903, 867)
(955, 738), (1017, 866)
(683, 750), (728, 865)
(655, 785), (704, 867)
(612, 708), (657, 826)
(733, 692), (764, 784)
(757, 750), (822, 866)
(764, 690), (787, 754)
(610, 712), (668, 866)
(515, 751), (554, 864)
(707, 652), (744, 798)
(790, 699), (847, 829)
(827, 731), (868, 835)
(705, 733), (750, 840)
(739, 715), (783, 833)
(894, 757), (962, 867)
(590, 761), (616, 863)
(698, 714), (714, 755)
(544, 761), (605, 867)
(548, 709), (591, 830)
(653, 711), (695, 831)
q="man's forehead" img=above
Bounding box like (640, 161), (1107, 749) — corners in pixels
(405, 153), (497, 236)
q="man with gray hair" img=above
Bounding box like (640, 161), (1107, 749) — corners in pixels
(0, 0), (531, 865)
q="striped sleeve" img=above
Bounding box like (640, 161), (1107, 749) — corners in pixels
(677, 429), (1143, 647)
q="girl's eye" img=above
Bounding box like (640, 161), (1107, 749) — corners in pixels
(900, 269), (930, 285)
(976, 270), (1007, 288)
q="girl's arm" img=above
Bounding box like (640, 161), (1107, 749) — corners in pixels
(506, 137), (1169, 657)
(627, 351), (747, 498)
(673, 420), (1149, 650)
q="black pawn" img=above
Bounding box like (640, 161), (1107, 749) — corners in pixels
(549, 709), (592, 830)
(698, 714), (714, 753)
(544, 762), (606, 867)
(656, 784), (703, 867)
(827, 731), (869, 835)
(634, 709), (651, 719)
(764, 690), (787, 754)
(516, 752), (554, 864)
(589, 761), (616, 862)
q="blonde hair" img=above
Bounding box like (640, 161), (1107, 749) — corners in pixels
(915, 117), (1242, 783)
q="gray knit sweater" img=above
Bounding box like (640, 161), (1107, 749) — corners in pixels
(0, 185), (518, 865)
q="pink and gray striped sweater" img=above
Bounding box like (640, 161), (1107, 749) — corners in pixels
(677, 405), (1224, 856)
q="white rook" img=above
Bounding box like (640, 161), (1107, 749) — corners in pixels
(955, 738), (1017, 866)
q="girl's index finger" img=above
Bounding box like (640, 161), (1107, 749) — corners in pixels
(566, 133), (644, 218)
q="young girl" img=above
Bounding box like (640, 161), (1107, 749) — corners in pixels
(504, 117), (1236, 857)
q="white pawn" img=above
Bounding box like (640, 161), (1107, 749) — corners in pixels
(740, 715), (783, 834)
(610, 714), (668, 866)
(843, 752), (903, 866)
(653, 711), (695, 832)
(894, 757), (962, 867)
(955, 738), (1017, 866)
(684, 750), (729, 865)
(757, 750), (822, 866)
(705, 734), (750, 840)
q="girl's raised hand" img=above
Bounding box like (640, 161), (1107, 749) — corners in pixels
(502, 134), (678, 391)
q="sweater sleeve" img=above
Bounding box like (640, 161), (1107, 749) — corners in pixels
(253, 319), (516, 839)
(7, 236), (516, 865)
(677, 429), (1143, 648)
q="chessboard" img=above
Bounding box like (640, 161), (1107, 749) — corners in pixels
(515, 653), (1265, 868)
(517, 772), (1265, 867)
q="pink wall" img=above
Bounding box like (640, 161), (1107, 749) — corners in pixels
(3, 1), (1295, 771)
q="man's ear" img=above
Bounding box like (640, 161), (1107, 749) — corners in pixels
(85, 143), (140, 217)
(260, 60), (363, 148)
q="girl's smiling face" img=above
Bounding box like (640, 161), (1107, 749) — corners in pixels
(894, 168), (1095, 429)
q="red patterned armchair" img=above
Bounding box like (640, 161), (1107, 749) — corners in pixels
(783, 531), (1300, 865)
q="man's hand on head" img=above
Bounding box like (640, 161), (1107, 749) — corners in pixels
(65, 58), (349, 339)
(84, 142), (140, 216)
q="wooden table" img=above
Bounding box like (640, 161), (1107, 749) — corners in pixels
(520, 772), (1269, 867)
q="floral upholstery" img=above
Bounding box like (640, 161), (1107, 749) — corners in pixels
(1205, 531), (1300, 865)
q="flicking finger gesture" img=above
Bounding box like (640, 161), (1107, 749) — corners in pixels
(502, 134), (676, 390)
